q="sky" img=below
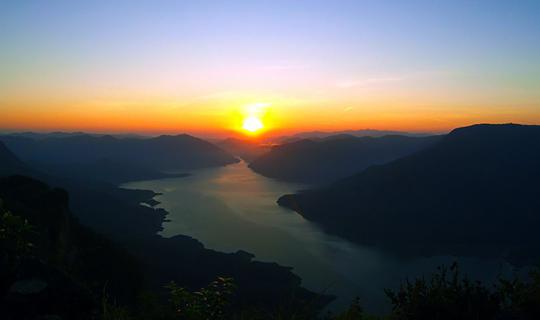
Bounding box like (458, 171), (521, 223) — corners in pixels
(1, 0), (539, 137)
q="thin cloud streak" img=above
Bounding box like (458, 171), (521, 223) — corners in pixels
(336, 76), (403, 89)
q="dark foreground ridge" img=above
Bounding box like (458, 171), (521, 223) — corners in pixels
(278, 124), (540, 263)
(0, 175), (142, 319)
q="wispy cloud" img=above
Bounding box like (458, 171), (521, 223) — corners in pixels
(336, 76), (403, 89)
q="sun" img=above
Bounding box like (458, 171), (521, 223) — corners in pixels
(242, 116), (264, 133)
(237, 102), (270, 134)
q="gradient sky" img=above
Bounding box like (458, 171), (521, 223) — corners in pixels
(1, 0), (539, 137)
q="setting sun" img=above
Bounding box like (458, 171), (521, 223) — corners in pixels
(242, 116), (264, 133)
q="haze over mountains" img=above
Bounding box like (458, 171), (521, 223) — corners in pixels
(215, 137), (271, 162)
(276, 129), (434, 144)
(278, 124), (540, 263)
(0, 133), (238, 184)
(250, 135), (441, 184)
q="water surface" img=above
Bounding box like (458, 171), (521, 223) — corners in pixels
(124, 161), (516, 314)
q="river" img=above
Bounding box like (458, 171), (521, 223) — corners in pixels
(124, 161), (516, 314)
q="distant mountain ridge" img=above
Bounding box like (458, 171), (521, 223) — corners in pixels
(2, 131), (146, 139)
(276, 129), (433, 144)
(0, 133), (238, 183)
(278, 124), (540, 263)
(0, 133), (237, 169)
(216, 137), (271, 162)
(250, 134), (441, 184)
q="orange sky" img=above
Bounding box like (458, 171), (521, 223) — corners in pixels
(1, 1), (539, 138)
(2, 93), (539, 138)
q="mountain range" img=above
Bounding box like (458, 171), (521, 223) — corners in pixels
(0, 140), (330, 316)
(0, 133), (238, 183)
(278, 124), (540, 263)
(250, 134), (441, 184)
(275, 129), (433, 144)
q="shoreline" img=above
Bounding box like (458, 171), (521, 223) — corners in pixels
(119, 172), (336, 311)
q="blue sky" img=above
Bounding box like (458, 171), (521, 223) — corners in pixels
(1, 0), (539, 134)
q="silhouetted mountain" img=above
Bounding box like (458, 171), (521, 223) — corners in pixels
(216, 137), (270, 162)
(276, 129), (432, 144)
(250, 135), (441, 184)
(0, 133), (238, 183)
(0, 175), (142, 319)
(38, 159), (189, 185)
(0, 143), (331, 315)
(0, 142), (30, 176)
(3, 131), (148, 140)
(3, 131), (93, 139)
(278, 124), (540, 263)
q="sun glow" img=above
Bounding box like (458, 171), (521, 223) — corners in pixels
(242, 116), (264, 133)
(236, 102), (271, 135)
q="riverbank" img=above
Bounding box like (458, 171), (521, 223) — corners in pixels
(124, 161), (521, 314)
(118, 171), (334, 311)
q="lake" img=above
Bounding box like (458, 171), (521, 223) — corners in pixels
(124, 161), (517, 314)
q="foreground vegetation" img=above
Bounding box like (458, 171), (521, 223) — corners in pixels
(2, 196), (540, 319)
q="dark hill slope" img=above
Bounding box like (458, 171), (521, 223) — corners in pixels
(250, 135), (441, 184)
(0, 141), (166, 236)
(278, 124), (540, 262)
(0, 175), (142, 319)
(0, 142), (29, 176)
